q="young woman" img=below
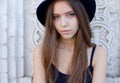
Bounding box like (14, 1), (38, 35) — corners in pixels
(33, 0), (107, 83)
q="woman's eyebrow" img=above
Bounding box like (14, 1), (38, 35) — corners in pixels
(53, 10), (74, 15)
(65, 10), (74, 14)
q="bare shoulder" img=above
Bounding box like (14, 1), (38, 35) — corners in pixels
(93, 45), (107, 66)
(95, 45), (107, 56)
(92, 45), (107, 83)
(33, 42), (43, 58)
(33, 42), (46, 83)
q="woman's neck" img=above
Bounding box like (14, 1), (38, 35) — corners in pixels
(59, 38), (75, 50)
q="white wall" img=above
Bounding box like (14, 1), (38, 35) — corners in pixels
(0, 0), (120, 83)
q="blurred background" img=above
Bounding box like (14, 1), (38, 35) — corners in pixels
(0, 0), (120, 83)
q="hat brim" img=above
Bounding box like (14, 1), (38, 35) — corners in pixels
(36, 0), (96, 26)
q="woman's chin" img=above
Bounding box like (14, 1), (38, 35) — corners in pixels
(61, 35), (74, 40)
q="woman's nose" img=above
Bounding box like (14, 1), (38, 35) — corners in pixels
(61, 17), (68, 27)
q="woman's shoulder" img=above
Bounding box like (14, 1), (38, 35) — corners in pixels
(33, 42), (46, 83)
(33, 42), (44, 58)
(92, 45), (107, 67)
(95, 45), (107, 58)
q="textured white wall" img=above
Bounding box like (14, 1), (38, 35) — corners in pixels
(0, 0), (120, 83)
(0, 0), (32, 83)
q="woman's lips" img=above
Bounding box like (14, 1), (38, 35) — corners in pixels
(60, 30), (71, 34)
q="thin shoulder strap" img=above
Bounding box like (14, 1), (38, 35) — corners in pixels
(90, 45), (96, 67)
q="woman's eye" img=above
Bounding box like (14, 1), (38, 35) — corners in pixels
(68, 13), (75, 17)
(52, 15), (59, 20)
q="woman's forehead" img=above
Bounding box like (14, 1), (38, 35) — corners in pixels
(53, 1), (73, 14)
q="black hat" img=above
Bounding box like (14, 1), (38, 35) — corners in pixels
(36, 0), (96, 26)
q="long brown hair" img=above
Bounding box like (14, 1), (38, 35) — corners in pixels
(42, 0), (94, 83)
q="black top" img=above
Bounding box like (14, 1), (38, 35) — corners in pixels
(51, 45), (96, 83)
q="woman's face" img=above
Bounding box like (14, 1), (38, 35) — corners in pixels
(53, 1), (79, 40)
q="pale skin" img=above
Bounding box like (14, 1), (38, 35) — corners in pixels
(33, 1), (107, 83)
